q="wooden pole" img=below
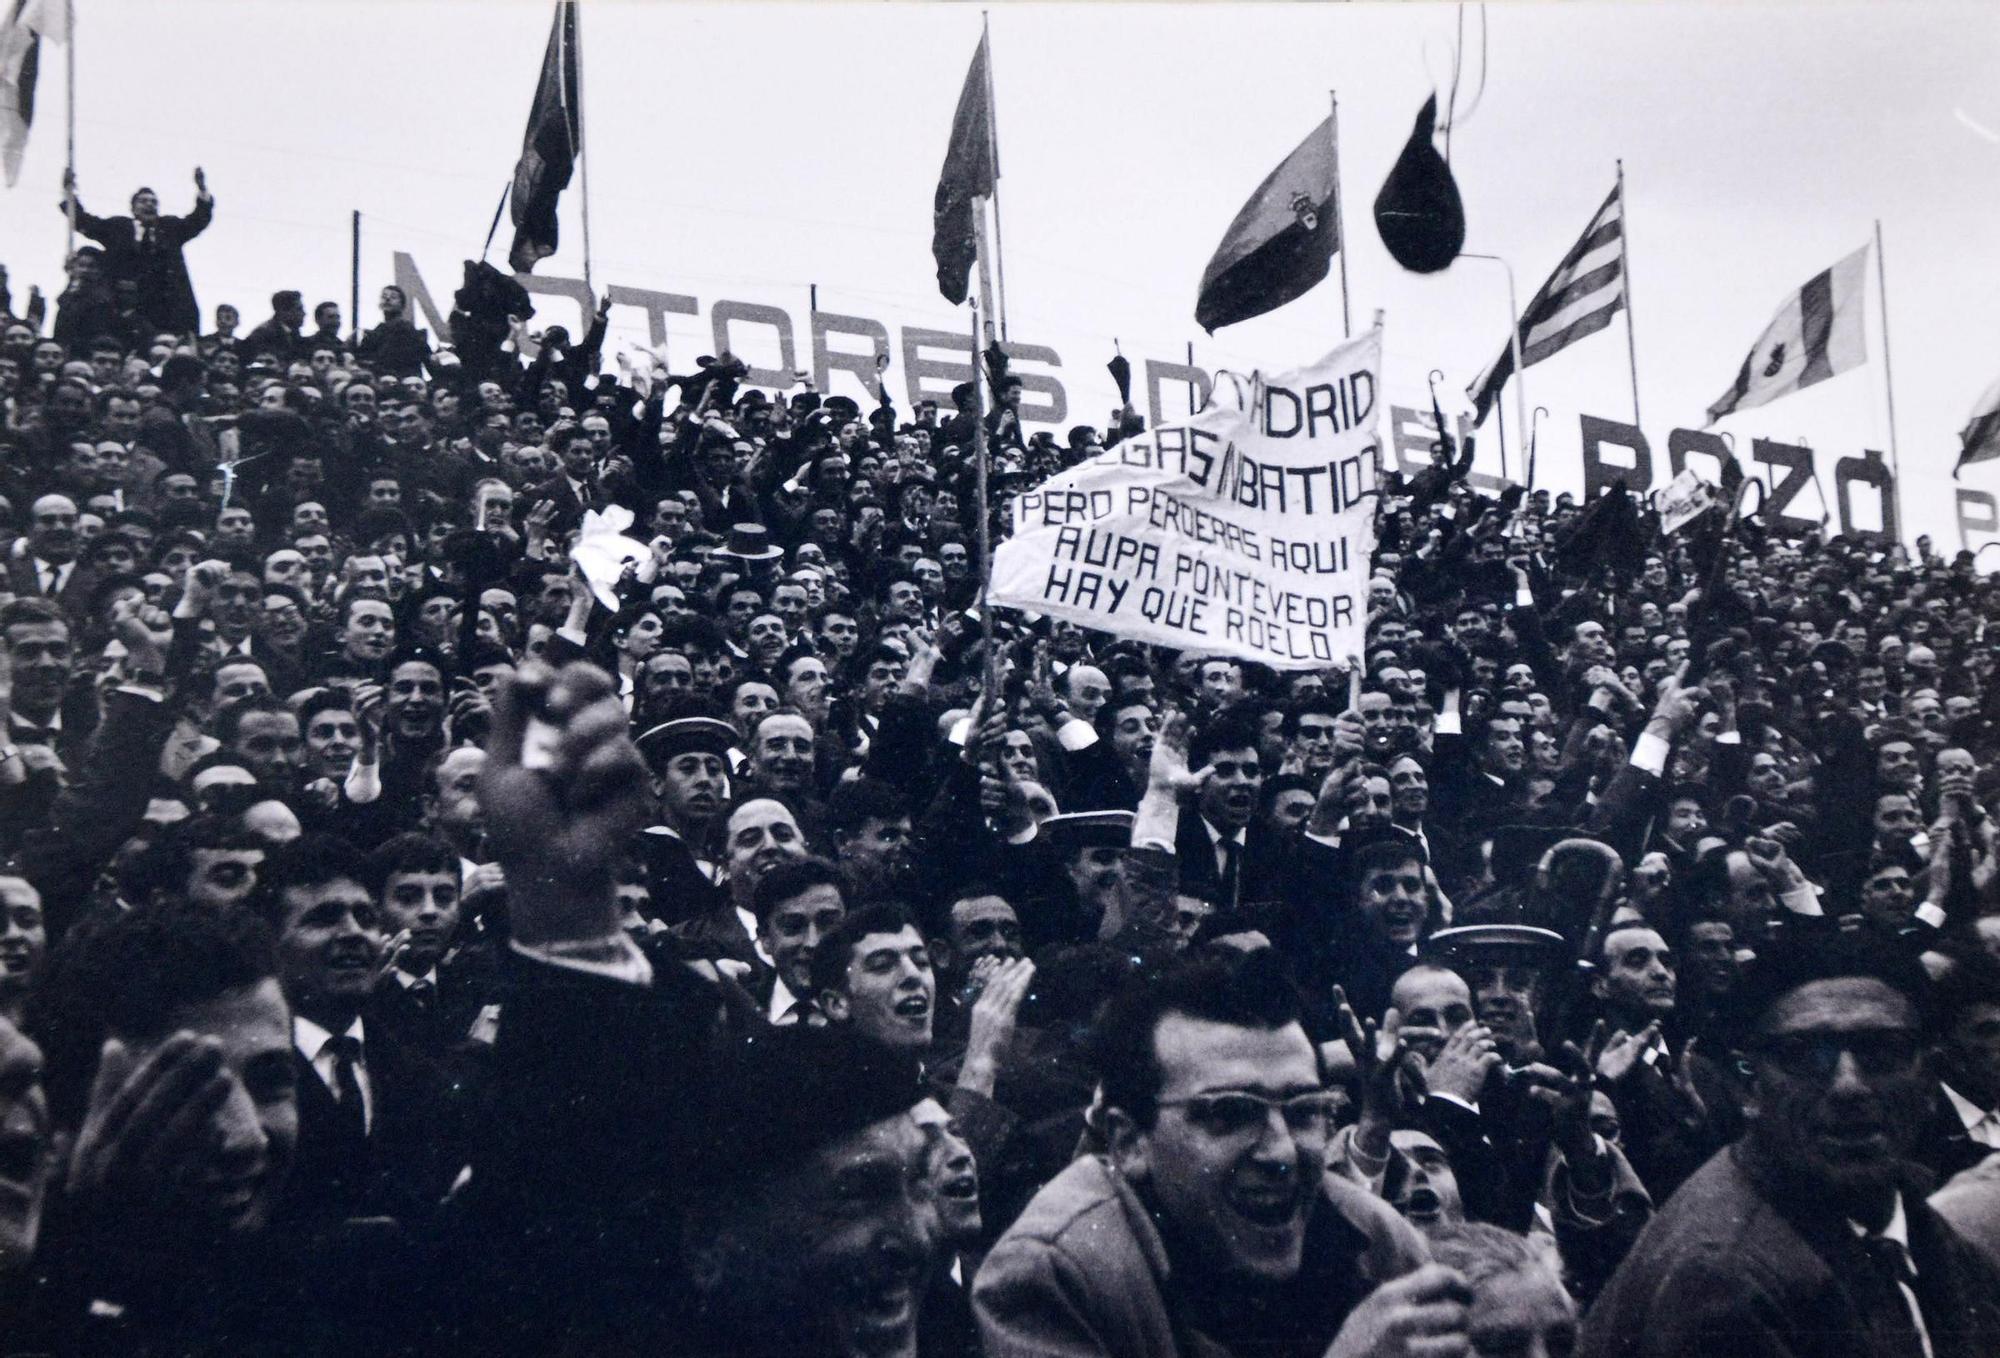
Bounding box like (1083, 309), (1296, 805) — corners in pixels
(350, 211), (361, 347)
(982, 13), (1007, 341)
(571, 0), (593, 299)
(1873, 219), (1904, 533)
(1618, 161), (1643, 430)
(64, 0), (76, 260)
(1330, 91), (1351, 339)
(972, 295), (996, 684)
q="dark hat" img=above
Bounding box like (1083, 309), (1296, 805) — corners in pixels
(1721, 927), (1932, 1042)
(734, 388), (770, 409)
(636, 716), (738, 770)
(789, 391), (822, 413)
(824, 395), (861, 422)
(1338, 823), (1429, 864)
(717, 523), (783, 564)
(691, 1026), (925, 1187)
(1042, 810), (1133, 853)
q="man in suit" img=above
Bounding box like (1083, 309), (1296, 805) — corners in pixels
(242, 289), (307, 366)
(1581, 931), (2000, 1358)
(366, 831), (493, 1059)
(1173, 710), (1283, 909)
(8, 496), (85, 618)
(0, 596), (92, 768)
(250, 834), (454, 1231)
(1912, 948), (2000, 1187)
(523, 424), (603, 539)
(59, 168), (213, 336)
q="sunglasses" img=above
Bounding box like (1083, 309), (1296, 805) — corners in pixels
(1752, 1028), (1921, 1081)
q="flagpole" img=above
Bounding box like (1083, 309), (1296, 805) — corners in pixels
(1329, 91), (1351, 339)
(1873, 219), (1903, 501)
(350, 211), (361, 348)
(571, 0), (593, 299)
(972, 294), (996, 685)
(981, 13), (1007, 342)
(64, 0), (76, 260)
(1461, 251), (1522, 484)
(1617, 160), (1642, 429)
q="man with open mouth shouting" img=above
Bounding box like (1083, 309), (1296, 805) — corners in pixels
(973, 946), (1473, 1358)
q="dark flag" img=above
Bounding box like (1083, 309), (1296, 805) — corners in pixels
(932, 32), (996, 306)
(1959, 372), (2000, 477)
(507, 0), (581, 275)
(1468, 183), (1626, 424)
(1194, 117), (1338, 333)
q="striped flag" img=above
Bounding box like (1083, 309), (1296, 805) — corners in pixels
(1468, 183), (1624, 424)
(0, 0), (69, 187)
(507, 0), (581, 274)
(1957, 371), (2000, 477)
(1704, 244), (1868, 426)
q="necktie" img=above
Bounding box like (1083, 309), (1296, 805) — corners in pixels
(407, 976), (436, 1008)
(1219, 839), (1242, 910)
(326, 1034), (367, 1145)
(1855, 1235), (1927, 1358)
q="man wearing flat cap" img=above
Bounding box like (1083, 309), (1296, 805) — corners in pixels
(1582, 930), (2000, 1358)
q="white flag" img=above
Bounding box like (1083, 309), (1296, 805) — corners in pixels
(1705, 244), (1868, 425)
(990, 328), (1382, 669)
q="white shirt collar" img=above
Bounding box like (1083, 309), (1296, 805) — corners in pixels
(768, 973), (809, 1024)
(293, 1012), (364, 1064)
(1849, 1191), (1912, 1251)
(393, 966), (439, 991)
(1942, 1083), (2000, 1139)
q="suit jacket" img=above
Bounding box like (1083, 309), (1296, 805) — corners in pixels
(275, 1013), (461, 1232)
(1911, 1084), (1999, 1190)
(1580, 1141), (2000, 1358)
(6, 552), (87, 620)
(445, 950), (725, 1354)
(1173, 814), (1284, 908)
(66, 196), (212, 334)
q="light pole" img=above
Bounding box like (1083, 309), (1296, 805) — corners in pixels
(1460, 251), (1525, 486)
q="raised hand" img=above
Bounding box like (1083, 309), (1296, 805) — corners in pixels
(1324, 1263), (1472, 1358)
(957, 957), (1035, 1097)
(1146, 707), (1211, 799)
(193, 166), (208, 195)
(1590, 1019), (1661, 1086)
(479, 662), (650, 948)
(66, 1034), (230, 1218)
(1420, 1021), (1503, 1105)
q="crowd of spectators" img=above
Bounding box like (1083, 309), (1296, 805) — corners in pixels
(1, 172), (1999, 1358)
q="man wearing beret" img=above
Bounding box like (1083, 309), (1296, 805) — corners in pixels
(1581, 931), (2000, 1358)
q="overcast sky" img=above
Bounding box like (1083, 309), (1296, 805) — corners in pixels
(5, 0), (1997, 547)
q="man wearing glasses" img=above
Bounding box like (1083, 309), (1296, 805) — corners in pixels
(974, 947), (1470, 1358)
(1581, 932), (2000, 1358)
